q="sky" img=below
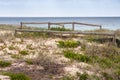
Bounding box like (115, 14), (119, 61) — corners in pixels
(0, 0), (120, 17)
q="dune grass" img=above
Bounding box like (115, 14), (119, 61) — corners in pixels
(2, 72), (31, 80)
(64, 50), (91, 63)
(57, 40), (80, 48)
(50, 27), (71, 31)
(0, 60), (11, 67)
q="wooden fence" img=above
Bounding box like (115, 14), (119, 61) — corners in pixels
(20, 22), (102, 30)
(15, 21), (116, 45)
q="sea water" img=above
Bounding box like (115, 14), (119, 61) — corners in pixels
(0, 17), (120, 30)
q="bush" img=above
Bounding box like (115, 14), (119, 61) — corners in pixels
(8, 45), (15, 50)
(76, 72), (101, 80)
(85, 44), (120, 58)
(19, 50), (29, 55)
(61, 75), (74, 80)
(102, 72), (113, 80)
(77, 72), (88, 80)
(57, 40), (80, 48)
(64, 50), (91, 63)
(0, 60), (11, 67)
(50, 27), (71, 31)
(3, 72), (31, 80)
(11, 54), (22, 59)
(25, 59), (33, 65)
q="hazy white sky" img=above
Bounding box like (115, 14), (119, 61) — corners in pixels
(0, 0), (120, 17)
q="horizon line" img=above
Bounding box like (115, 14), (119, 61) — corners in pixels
(0, 16), (120, 17)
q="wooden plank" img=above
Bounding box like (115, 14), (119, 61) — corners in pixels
(21, 22), (49, 24)
(21, 22), (101, 27)
(74, 22), (101, 27)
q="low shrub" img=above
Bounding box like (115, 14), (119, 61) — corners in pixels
(3, 72), (31, 80)
(61, 75), (74, 80)
(25, 59), (33, 65)
(102, 72), (113, 80)
(19, 50), (29, 55)
(11, 54), (22, 59)
(85, 44), (120, 59)
(16, 32), (49, 38)
(64, 50), (91, 63)
(57, 40), (80, 48)
(8, 45), (15, 50)
(77, 72), (88, 80)
(50, 27), (71, 31)
(0, 60), (11, 67)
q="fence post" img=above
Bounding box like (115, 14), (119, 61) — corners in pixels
(113, 34), (117, 46)
(100, 25), (102, 30)
(48, 22), (50, 30)
(20, 22), (23, 29)
(72, 22), (75, 31)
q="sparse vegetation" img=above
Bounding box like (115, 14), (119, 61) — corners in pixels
(77, 72), (88, 80)
(26, 44), (34, 50)
(64, 50), (91, 63)
(19, 50), (29, 55)
(8, 45), (15, 50)
(16, 32), (49, 38)
(57, 40), (80, 48)
(50, 27), (71, 31)
(0, 60), (11, 67)
(25, 59), (33, 65)
(0, 25), (120, 80)
(11, 54), (22, 59)
(3, 72), (31, 80)
(61, 75), (74, 80)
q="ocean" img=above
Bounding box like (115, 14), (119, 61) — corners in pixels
(0, 17), (120, 30)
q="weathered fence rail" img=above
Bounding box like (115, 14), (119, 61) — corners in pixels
(20, 22), (102, 30)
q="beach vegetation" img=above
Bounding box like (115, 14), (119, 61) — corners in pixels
(61, 75), (74, 80)
(11, 54), (22, 59)
(25, 59), (33, 65)
(26, 44), (34, 50)
(8, 45), (15, 50)
(19, 50), (29, 55)
(50, 27), (71, 31)
(3, 72), (31, 80)
(0, 60), (11, 67)
(16, 32), (49, 38)
(57, 40), (80, 48)
(64, 50), (91, 63)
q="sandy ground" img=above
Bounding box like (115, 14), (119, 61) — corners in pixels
(0, 30), (103, 80)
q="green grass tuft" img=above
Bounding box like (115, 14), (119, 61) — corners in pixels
(57, 40), (80, 48)
(3, 72), (31, 80)
(50, 27), (71, 31)
(19, 50), (29, 55)
(8, 45), (15, 50)
(0, 60), (11, 67)
(25, 59), (33, 65)
(11, 54), (22, 59)
(64, 50), (91, 63)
